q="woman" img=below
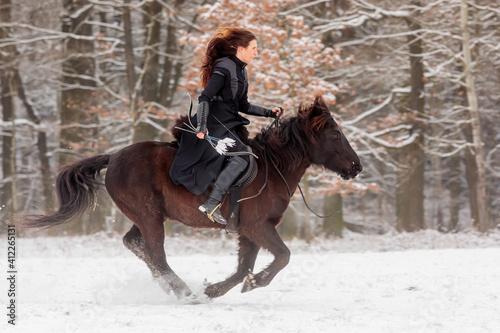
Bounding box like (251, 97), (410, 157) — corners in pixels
(170, 27), (282, 226)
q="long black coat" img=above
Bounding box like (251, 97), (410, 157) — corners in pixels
(170, 56), (252, 195)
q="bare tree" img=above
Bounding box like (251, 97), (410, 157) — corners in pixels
(1, 0), (18, 221)
(122, 0), (136, 95)
(460, 0), (488, 232)
(59, 0), (97, 165)
(396, 1), (426, 232)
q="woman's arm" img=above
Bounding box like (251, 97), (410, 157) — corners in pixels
(239, 87), (282, 118)
(198, 72), (226, 103)
(196, 73), (226, 139)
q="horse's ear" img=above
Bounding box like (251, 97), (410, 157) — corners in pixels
(298, 94), (330, 120)
(314, 94), (328, 110)
(309, 94), (329, 118)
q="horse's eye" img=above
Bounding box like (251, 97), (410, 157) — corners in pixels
(332, 132), (340, 140)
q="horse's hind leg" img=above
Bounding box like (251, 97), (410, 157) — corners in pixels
(136, 219), (192, 299)
(123, 225), (167, 291)
(205, 235), (260, 298)
(119, 209), (191, 299)
(242, 222), (290, 293)
(123, 224), (164, 284)
(123, 225), (148, 263)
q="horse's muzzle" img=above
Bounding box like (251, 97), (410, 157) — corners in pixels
(341, 163), (363, 180)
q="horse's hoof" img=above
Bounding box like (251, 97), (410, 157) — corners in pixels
(174, 289), (193, 300)
(169, 284), (193, 300)
(241, 272), (258, 293)
(205, 283), (223, 298)
(180, 293), (210, 305)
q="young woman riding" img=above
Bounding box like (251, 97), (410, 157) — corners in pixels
(170, 27), (282, 226)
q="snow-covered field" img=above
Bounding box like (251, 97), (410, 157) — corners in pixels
(2, 230), (500, 332)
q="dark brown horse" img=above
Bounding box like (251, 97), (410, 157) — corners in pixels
(22, 95), (362, 300)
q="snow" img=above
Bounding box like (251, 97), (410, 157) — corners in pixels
(2, 230), (500, 332)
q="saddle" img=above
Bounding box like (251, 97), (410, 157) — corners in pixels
(225, 148), (258, 233)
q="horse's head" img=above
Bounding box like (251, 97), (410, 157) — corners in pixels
(299, 95), (362, 180)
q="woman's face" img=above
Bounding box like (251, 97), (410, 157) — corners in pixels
(237, 39), (258, 64)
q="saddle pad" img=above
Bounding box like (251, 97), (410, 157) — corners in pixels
(231, 147), (257, 189)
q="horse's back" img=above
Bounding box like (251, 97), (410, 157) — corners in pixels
(107, 140), (177, 173)
(105, 141), (178, 213)
(113, 139), (175, 158)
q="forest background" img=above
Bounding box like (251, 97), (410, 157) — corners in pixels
(1, 0), (499, 239)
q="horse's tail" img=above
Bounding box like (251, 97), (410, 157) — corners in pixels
(21, 154), (110, 229)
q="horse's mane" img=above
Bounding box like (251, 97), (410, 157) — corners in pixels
(250, 98), (331, 172)
(171, 96), (331, 173)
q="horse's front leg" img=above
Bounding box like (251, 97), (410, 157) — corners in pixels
(205, 235), (260, 298)
(242, 222), (290, 293)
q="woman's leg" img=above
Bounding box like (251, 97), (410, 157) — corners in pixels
(199, 155), (248, 224)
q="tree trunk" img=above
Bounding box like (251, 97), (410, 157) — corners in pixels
(0, 0), (18, 221)
(122, 0), (136, 95)
(59, 0), (97, 166)
(130, 10), (156, 144)
(278, 206), (298, 241)
(141, 0), (161, 103)
(1, 71), (17, 221)
(449, 154), (461, 231)
(299, 175), (314, 242)
(430, 83), (444, 231)
(132, 0), (162, 143)
(395, 141), (425, 232)
(460, 0), (489, 232)
(322, 193), (344, 237)
(463, 123), (479, 227)
(431, 154), (443, 230)
(159, 0), (184, 106)
(396, 6), (426, 232)
(14, 72), (53, 210)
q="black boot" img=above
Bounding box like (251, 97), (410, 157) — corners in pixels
(199, 156), (248, 225)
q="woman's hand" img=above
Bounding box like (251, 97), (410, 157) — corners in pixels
(196, 130), (208, 139)
(271, 107), (284, 118)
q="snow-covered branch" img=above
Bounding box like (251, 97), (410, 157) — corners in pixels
(343, 87), (410, 126)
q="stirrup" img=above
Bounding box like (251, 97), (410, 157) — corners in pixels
(199, 203), (227, 225)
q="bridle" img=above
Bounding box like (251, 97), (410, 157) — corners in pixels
(246, 108), (340, 219)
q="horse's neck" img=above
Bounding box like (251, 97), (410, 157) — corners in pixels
(276, 161), (310, 195)
(255, 125), (312, 194)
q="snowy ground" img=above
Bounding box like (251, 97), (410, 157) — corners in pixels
(2, 230), (500, 332)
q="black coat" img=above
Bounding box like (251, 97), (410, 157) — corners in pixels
(169, 56), (252, 195)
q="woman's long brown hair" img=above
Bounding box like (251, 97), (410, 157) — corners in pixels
(200, 27), (256, 88)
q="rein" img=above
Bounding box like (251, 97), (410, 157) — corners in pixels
(238, 109), (282, 202)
